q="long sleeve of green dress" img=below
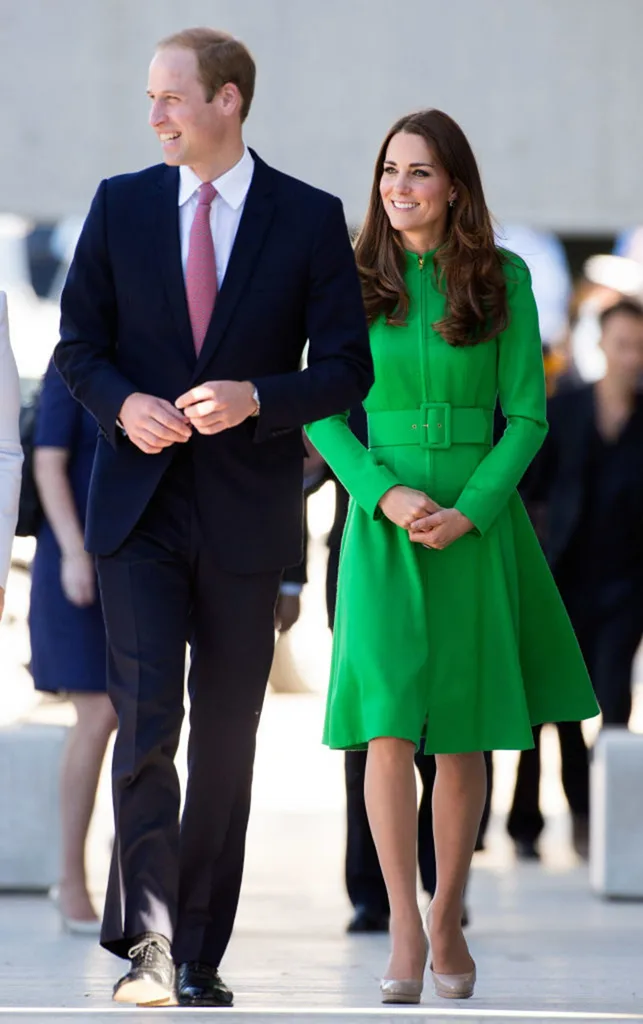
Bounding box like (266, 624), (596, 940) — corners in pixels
(306, 411), (399, 519)
(454, 264), (548, 535)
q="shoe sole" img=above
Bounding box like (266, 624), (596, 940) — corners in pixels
(113, 978), (174, 1006)
(381, 994), (421, 1005)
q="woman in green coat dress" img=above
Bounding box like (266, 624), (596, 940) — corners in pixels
(306, 110), (599, 1004)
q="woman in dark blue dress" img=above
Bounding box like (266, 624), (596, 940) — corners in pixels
(29, 359), (116, 932)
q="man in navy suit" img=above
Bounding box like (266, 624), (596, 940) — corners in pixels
(55, 28), (372, 1008)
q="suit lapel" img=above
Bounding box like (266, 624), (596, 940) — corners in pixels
(156, 167), (196, 368)
(190, 155), (276, 382)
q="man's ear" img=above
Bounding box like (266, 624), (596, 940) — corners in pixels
(216, 82), (242, 117)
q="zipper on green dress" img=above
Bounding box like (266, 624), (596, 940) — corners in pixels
(417, 255), (428, 395)
(417, 253), (431, 488)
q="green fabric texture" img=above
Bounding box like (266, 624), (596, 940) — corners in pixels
(306, 249), (599, 754)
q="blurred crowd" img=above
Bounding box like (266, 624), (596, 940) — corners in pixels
(2, 217), (643, 933)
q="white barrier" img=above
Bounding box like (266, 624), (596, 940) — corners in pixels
(0, 722), (68, 890)
(590, 728), (643, 899)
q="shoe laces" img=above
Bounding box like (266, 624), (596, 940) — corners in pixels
(128, 938), (169, 967)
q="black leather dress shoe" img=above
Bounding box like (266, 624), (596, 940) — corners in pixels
(346, 905), (390, 933)
(112, 935), (175, 1006)
(177, 962), (234, 1007)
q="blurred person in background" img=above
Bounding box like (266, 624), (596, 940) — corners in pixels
(507, 299), (643, 861)
(29, 359), (116, 932)
(496, 233), (588, 860)
(0, 291), (23, 620)
(565, 254), (643, 385)
(307, 109), (598, 1005)
(518, 299), (643, 731)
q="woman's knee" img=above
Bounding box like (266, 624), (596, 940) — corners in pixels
(368, 736), (417, 767)
(435, 751), (486, 779)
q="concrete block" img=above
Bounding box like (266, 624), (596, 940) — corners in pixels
(0, 722), (68, 890)
(590, 728), (643, 898)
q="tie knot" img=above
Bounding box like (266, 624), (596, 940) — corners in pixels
(197, 182), (217, 207)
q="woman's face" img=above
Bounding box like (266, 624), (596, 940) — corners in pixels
(379, 131), (456, 248)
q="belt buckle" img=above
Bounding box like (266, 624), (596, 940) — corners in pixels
(421, 402), (451, 449)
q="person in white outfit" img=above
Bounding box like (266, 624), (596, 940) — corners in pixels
(0, 291), (23, 620)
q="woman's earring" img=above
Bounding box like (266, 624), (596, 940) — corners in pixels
(449, 198), (456, 208)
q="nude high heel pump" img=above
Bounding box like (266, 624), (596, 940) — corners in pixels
(426, 903), (476, 999)
(49, 886), (102, 936)
(380, 935), (428, 1005)
(430, 962), (476, 1000)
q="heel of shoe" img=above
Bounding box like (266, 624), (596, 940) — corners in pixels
(380, 978), (423, 1005)
(431, 964), (476, 1000)
(49, 886), (101, 935)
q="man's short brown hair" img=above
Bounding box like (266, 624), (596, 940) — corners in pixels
(157, 27), (256, 122)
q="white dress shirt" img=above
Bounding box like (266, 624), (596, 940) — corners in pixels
(178, 146), (255, 289)
(0, 292), (24, 589)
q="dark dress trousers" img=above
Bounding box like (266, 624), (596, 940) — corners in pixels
(508, 385), (643, 842)
(54, 152), (373, 964)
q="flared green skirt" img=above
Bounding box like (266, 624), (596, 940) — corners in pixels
(324, 488), (599, 754)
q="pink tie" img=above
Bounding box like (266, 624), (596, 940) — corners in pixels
(186, 182), (217, 356)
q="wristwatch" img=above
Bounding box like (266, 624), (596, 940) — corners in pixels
(250, 384), (260, 417)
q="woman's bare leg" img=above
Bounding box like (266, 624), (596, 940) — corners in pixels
(58, 692), (117, 920)
(364, 737), (426, 980)
(428, 751), (486, 974)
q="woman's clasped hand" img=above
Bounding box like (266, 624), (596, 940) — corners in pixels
(378, 485), (474, 550)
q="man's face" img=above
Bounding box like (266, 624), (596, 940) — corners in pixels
(147, 46), (224, 168)
(600, 312), (643, 385)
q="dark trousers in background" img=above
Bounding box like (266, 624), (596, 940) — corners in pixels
(571, 591), (643, 728)
(97, 455), (280, 964)
(507, 722), (588, 844)
(345, 747), (493, 913)
(508, 582), (643, 843)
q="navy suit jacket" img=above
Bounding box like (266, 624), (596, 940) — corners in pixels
(54, 152), (373, 571)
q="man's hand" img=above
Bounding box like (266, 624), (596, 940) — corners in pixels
(409, 508), (474, 550)
(275, 593), (301, 633)
(61, 550), (96, 607)
(175, 381), (258, 435)
(378, 486), (441, 529)
(119, 393), (192, 454)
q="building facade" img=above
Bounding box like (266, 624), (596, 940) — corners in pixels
(3, 0), (642, 233)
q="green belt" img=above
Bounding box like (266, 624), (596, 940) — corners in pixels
(367, 403), (494, 450)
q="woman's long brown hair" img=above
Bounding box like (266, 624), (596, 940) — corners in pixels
(354, 109), (508, 346)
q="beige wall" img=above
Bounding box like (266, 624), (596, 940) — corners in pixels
(3, 0), (642, 231)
